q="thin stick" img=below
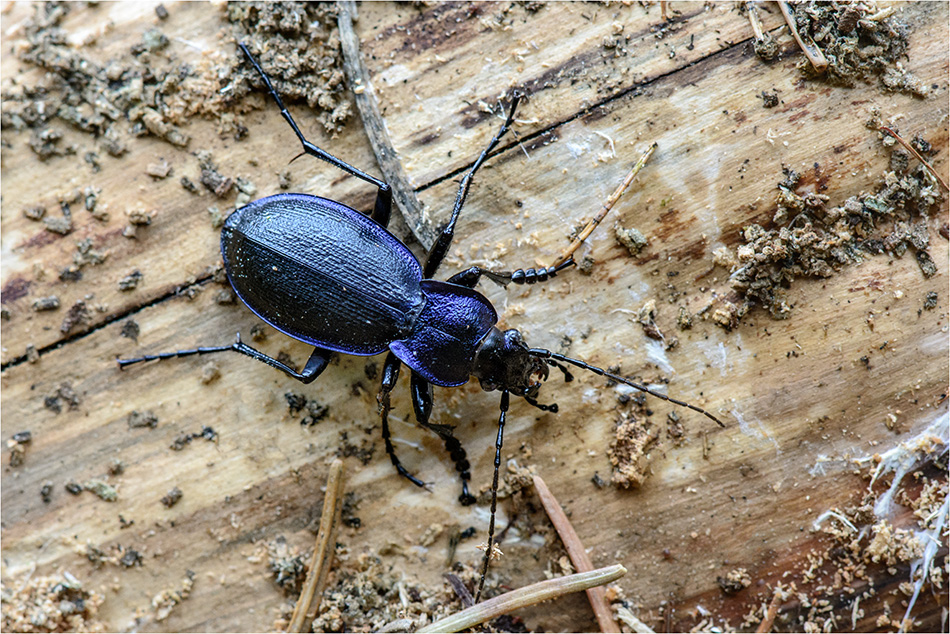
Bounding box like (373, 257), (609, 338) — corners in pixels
(614, 606), (657, 633)
(880, 126), (949, 192)
(418, 565), (627, 633)
(336, 1), (434, 247)
(778, 1), (828, 72)
(287, 459), (345, 633)
(755, 588), (784, 633)
(551, 143), (657, 269)
(745, 1), (765, 40)
(533, 475), (620, 633)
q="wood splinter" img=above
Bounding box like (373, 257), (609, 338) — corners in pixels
(418, 565), (627, 633)
(755, 587), (785, 633)
(533, 474), (621, 633)
(286, 459), (345, 633)
(879, 126), (949, 192)
(745, 1), (766, 41)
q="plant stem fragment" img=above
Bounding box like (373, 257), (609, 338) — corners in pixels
(287, 459), (345, 633)
(418, 564), (627, 633)
(880, 126), (949, 192)
(533, 475), (620, 632)
(778, 1), (828, 72)
(551, 143), (657, 269)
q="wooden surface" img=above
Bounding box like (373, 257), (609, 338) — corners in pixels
(2, 2), (947, 632)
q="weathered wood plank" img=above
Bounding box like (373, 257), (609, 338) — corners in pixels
(2, 2), (947, 632)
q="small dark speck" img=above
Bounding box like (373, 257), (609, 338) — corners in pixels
(161, 486), (183, 508)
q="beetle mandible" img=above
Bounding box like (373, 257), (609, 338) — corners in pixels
(119, 43), (725, 602)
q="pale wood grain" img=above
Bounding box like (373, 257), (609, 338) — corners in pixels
(2, 2), (947, 632)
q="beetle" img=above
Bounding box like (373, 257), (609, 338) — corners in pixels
(119, 43), (725, 601)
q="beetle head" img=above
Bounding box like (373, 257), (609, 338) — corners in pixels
(472, 327), (549, 395)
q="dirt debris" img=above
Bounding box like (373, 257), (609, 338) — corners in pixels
(750, 422), (949, 633)
(715, 143), (943, 323)
(1, 0), (351, 179)
(1, 571), (106, 633)
(303, 551), (464, 633)
(717, 567), (752, 595)
(614, 224), (649, 257)
(266, 537), (308, 596)
(607, 413), (659, 489)
(159, 486), (182, 508)
(228, 2), (351, 135)
(786, 1), (926, 97)
(150, 570), (195, 623)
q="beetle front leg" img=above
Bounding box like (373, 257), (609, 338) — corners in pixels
(378, 352), (428, 489)
(475, 389), (510, 604)
(422, 97), (520, 279)
(410, 372), (476, 505)
(118, 334), (330, 384)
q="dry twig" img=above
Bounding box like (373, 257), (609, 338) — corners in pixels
(418, 565), (627, 633)
(287, 459), (345, 633)
(880, 126), (949, 192)
(533, 475), (620, 632)
(551, 143), (657, 269)
(755, 588), (784, 633)
(778, 1), (829, 72)
(336, 1), (433, 246)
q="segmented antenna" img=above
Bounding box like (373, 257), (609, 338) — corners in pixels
(528, 348), (725, 427)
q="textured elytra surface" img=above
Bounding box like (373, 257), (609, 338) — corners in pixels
(223, 193), (424, 354)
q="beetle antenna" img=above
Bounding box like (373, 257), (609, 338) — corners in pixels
(528, 348), (725, 427)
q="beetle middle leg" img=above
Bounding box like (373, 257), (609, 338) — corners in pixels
(239, 43), (393, 228)
(118, 334), (331, 384)
(410, 372), (476, 505)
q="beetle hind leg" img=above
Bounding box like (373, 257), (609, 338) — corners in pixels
(238, 43), (393, 229)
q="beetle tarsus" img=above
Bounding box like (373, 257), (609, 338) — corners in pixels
(447, 258), (574, 289)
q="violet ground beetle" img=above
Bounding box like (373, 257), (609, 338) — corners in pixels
(118, 43), (725, 602)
